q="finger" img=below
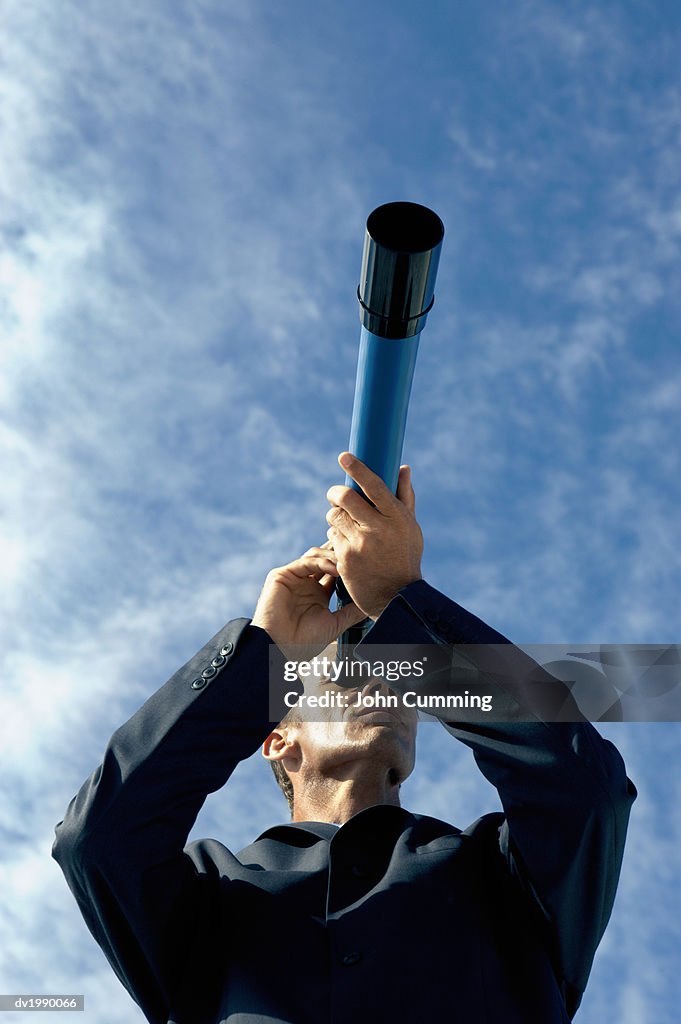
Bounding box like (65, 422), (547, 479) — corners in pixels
(396, 465), (416, 514)
(327, 484), (379, 526)
(325, 506), (355, 536)
(313, 564), (340, 583)
(338, 452), (398, 514)
(287, 554), (339, 579)
(303, 545), (338, 562)
(327, 525), (346, 546)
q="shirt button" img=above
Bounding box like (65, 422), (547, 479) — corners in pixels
(351, 865), (369, 878)
(341, 952), (363, 967)
(220, 642), (234, 657)
(191, 677), (207, 690)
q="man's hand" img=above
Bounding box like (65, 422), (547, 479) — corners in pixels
(326, 452), (424, 619)
(251, 546), (366, 657)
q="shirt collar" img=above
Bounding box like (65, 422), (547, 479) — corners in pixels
(255, 805), (412, 844)
(255, 820), (340, 843)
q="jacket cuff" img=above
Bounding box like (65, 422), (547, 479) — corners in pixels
(362, 579), (511, 647)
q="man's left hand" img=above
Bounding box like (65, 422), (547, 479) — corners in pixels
(251, 546), (367, 658)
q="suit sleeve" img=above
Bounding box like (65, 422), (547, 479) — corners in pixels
(361, 580), (637, 1018)
(52, 618), (282, 1024)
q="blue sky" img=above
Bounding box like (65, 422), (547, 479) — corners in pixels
(1, 1), (680, 1021)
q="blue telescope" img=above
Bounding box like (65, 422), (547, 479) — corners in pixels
(337, 201), (445, 650)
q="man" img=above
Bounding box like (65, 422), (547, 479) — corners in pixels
(53, 453), (636, 1024)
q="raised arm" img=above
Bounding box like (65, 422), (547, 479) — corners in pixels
(363, 579), (636, 1016)
(52, 549), (364, 1024)
(327, 454), (636, 1018)
(52, 618), (272, 1023)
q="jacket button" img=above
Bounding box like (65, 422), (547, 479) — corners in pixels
(202, 665), (217, 678)
(220, 642), (234, 657)
(191, 677), (207, 690)
(211, 655), (226, 668)
(341, 952), (363, 967)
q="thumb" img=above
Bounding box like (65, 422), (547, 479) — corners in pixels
(332, 601), (367, 637)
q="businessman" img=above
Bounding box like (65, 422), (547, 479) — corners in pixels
(53, 453), (636, 1024)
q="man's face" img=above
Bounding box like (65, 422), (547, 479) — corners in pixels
(284, 671), (418, 786)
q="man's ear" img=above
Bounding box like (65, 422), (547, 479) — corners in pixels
(262, 728), (300, 765)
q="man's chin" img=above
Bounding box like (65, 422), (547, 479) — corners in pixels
(351, 709), (402, 727)
(351, 706), (416, 731)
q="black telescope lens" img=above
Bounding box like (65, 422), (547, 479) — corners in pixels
(359, 201), (445, 338)
(366, 202), (444, 254)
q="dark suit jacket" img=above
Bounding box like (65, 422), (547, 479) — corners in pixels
(52, 580), (636, 1024)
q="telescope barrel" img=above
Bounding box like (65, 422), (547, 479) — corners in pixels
(337, 202), (444, 652)
(346, 327), (420, 496)
(345, 202), (444, 496)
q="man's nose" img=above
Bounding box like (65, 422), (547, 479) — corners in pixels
(360, 678), (395, 701)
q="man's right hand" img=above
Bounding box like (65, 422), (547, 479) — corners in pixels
(325, 453), (424, 619)
(251, 546), (366, 657)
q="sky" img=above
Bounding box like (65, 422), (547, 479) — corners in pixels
(1, 0), (680, 1021)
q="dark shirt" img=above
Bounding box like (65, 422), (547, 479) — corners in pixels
(52, 581), (636, 1024)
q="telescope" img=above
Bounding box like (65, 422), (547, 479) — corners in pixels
(337, 201), (445, 654)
